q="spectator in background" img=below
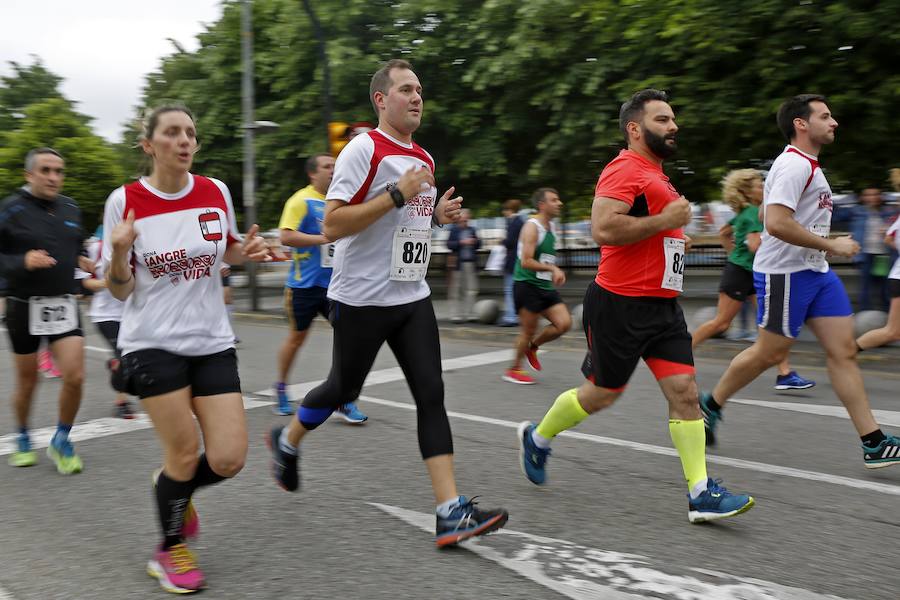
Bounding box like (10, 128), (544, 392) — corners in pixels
(500, 199), (524, 326)
(850, 188), (896, 311)
(447, 208), (481, 322)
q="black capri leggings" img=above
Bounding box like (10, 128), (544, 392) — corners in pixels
(301, 297), (452, 459)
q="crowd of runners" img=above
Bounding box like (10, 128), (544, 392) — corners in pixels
(2, 59), (899, 595)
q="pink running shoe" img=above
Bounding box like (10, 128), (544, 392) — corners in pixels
(502, 368), (536, 385)
(39, 350), (61, 378)
(147, 543), (205, 594)
(524, 344), (542, 371)
(152, 469), (199, 539)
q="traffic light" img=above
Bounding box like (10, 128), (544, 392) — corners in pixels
(328, 121), (350, 157)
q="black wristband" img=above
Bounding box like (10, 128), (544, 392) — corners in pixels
(390, 187), (406, 208)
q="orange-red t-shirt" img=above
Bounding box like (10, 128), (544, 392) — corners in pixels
(594, 149), (684, 298)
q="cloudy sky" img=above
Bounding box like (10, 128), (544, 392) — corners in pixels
(1, 0), (223, 142)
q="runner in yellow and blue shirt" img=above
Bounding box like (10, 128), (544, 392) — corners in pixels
(273, 154), (367, 423)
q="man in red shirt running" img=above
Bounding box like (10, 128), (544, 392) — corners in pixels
(517, 89), (755, 523)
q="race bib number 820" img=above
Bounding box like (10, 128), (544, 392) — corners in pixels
(390, 227), (431, 281)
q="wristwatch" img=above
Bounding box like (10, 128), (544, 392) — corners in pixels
(390, 188), (406, 208)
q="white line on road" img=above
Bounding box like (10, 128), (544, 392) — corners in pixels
(0, 397), (270, 456)
(732, 398), (900, 427)
(254, 349), (515, 397)
(371, 502), (851, 600)
(355, 394), (900, 497)
(0, 584), (17, 600)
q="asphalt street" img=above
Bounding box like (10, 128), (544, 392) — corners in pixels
(2, 306), (899, 599)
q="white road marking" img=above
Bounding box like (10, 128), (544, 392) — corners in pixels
(0, 397), (269, 456)
(355, 395), (900, 497)
(732, 398), (900, 427)
(254, 349), (515, 397)
(0, 584), (17, 600)
(371, 502), (851, 600)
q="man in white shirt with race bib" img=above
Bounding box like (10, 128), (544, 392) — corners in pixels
(700, 94), (900, 468)
(268, 59), (508, 547)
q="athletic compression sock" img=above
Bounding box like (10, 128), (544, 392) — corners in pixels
(669, 419), (709, 494)
(535, 389), (589, 440)
(156, 470), (195, 549)
(861, 429), (887, 448)
(191, 454), (226, 489)
(51, 422), (73, 446)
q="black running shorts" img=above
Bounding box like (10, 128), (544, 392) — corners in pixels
(890, 279), (900, 299)
(4, 296), (83, 355)
(121, 348), (241, 399)
(284, 286), (330, 332)
(718, 261), (756, 302)
(513, 280), (564, 314)
(580, 282), (694, 390)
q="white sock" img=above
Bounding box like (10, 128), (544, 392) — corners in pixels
(278, 428), (298, 456)
(531, 429), (552, 449)
(435, 496), (463, 518)
(689, 478), (710, 500)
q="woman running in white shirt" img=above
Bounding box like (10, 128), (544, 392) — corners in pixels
(103, 104), (270, 594)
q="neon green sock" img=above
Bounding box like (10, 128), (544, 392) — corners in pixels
(535, 389), (589, 439)
(668, 419), (708, 490)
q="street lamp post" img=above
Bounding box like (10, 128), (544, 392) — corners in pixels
(241, 0), (279, 311)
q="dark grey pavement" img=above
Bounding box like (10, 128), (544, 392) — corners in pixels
(1, 295), (899, 599)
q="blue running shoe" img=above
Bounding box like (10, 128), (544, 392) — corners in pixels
(517, 421), (550, 485)
(688, 479), (755, 523)
(435, 496), (509, 547)
(266, 427), (299, 491)
(336, 402), (368, 424)
(863, 434), (900, 469)
(272, 382), (292, 416)
(699, 391), (722, 447)
(774, 371), (816, 390)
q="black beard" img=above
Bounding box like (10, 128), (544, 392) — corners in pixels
(644, 127), (677, 159)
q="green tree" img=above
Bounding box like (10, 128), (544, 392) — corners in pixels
(129, 0), (900, 229)
(0, 58), (73, 132)
(0, 98), (124, 231)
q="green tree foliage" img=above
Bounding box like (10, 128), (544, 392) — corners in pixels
(130, 0), (900, 228)
(0, 89), (124, 231)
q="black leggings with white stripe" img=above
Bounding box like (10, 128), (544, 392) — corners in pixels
(299, 297), (453, 459)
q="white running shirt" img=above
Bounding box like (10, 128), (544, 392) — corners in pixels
(326, 128), (437, 307)
(887, 219), (900, 280)
(86, 238), (124, 323)
(102, 175), (241, 356)
(754, 145), (834, 274)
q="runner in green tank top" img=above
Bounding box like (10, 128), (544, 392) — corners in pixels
(503, 188), (572, 385)
(691, 169), (814, 398)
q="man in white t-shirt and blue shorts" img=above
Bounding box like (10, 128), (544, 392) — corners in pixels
(700, 94), (900, 468)
(267, 59), (508, 547)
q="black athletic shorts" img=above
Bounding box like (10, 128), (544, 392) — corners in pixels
(890, 279), (900, 299)
(121, 347), (241, 399)
(513, 280), (564, 314)
(580, 282), (694, 390)
(718, 261), (756, 302)
(221, 273), (231, 287)
(285, 286), (330, 331)
(4, 296), (83, 355)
